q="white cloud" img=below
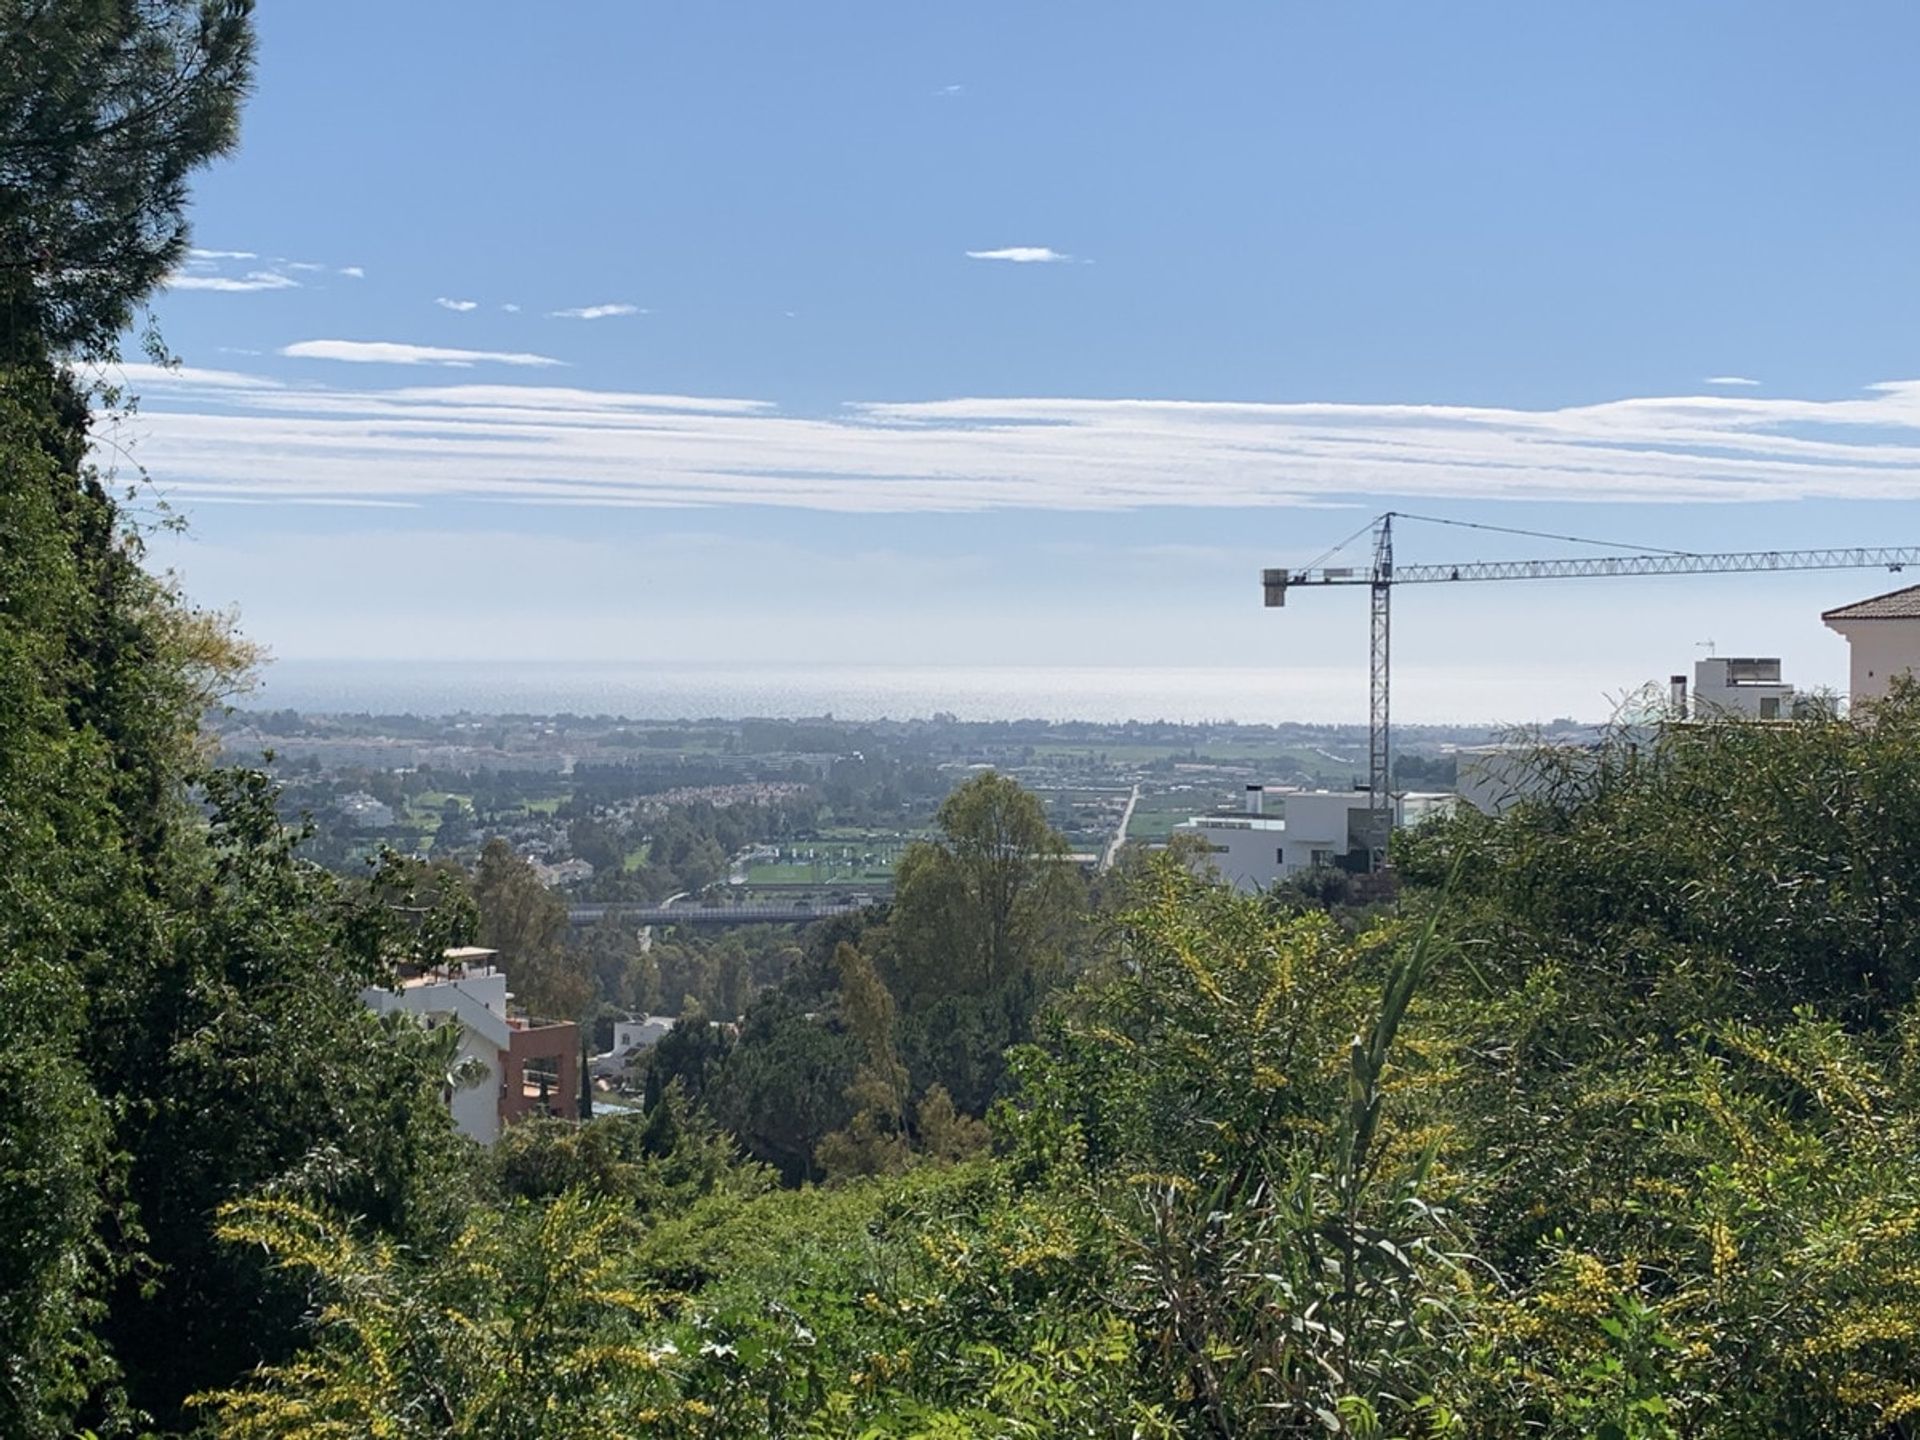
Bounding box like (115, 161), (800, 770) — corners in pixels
(548, 303), (642, 320)
(966, 246), (1071, 263)
(278, 340), (564, 368)
(435, 297), (480, 312)
(339, 265), (366, 278)
(501, 302), (521, 313)
(1705, 375), (1761, 387)
(167, 269), (301, 293)
(284, 261), (329, 273)
(106, 361), (284, 391)
(98, 370), (1920, 515)
(936, 83), (965, 95)
(189, 247), (257, 260)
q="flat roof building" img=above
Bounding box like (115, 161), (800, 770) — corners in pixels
(1175, 785), (1452, 893)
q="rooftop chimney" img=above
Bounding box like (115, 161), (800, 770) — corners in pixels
(1670, 674), (1688, 720)
(1245, 784), (1264, 816)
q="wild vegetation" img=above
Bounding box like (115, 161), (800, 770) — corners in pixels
(11, 4), (1920, 1435)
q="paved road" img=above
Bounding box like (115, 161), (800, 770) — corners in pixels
(1099, 784), (1141, 873)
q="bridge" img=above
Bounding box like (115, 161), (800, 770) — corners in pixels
(567, 897), (876, 928)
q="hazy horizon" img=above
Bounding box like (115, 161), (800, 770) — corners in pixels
(235, 655), (1681, 728)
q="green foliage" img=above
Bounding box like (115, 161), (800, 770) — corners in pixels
(887, 771), (1083, 1005)
(999, 858), (1469, 1433)
(93, 766), (475, 1429)
(816, 942), (912, 1181)
(0, 0), (255, 361)
(490, 1093), (771, 1215)
(194, 1191), (683, 1438)
(1399, 693), (1920, 1027)
(472, 835), (587, 1019)
(710, 993), (858, 1184)
(0, 369), (128, 1434)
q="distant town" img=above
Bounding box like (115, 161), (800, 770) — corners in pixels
(212, 704), (1522, 895)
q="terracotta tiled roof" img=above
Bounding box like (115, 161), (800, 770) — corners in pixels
(1823, 583), (1920, 622)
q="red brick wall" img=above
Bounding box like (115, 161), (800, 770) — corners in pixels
(500, 1020), (580, 1127)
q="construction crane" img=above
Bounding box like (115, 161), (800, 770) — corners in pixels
(1263, 511), (1920, 865)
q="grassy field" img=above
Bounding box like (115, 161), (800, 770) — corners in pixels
(747, 838), (908, 887)
(1127, 793), (1203, 841)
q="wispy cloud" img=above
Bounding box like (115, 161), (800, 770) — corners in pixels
(103, 371), (1920, 513)
(110, 362), (285, 391)
(936, 83), (965, 96)
(966, 246), (1071, 264)
(1705, 375), (1761, 387)
(278, 340), (565, 368)
(168, 270), (301, 293)
(174, 250), (364, 291)
(435, 297), (480, 312)
(548, 302), (643, 320)
(501, 302), (521, 313)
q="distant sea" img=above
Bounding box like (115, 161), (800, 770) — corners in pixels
(245, 659), (1573, 727)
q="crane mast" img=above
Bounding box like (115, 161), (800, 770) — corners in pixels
(1263, 513), (1920, 867)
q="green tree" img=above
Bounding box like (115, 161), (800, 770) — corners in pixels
(816, 942), (911, 1180)
(92, 770), (473, 1429)
(1, 0), (255, 360)
(432, 796), (476, 854)
(887, 773), (1082, 1005)
(710, 993), (857, 1185)
(472, 836), (588, 1019)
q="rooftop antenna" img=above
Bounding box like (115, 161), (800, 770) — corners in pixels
(1696, 638), (1717, 658)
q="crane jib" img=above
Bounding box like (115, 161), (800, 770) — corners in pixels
(1270, 548), (1920, 591)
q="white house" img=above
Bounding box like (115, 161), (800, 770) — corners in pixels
(1176, 785), (1449, 893)
(1823, 584), (1920, 708)
(591, 1014), (676, 1079)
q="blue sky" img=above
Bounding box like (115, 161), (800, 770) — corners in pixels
(131, 2), (1920, 721)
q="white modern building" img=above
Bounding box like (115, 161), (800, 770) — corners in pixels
(1681, 657), (1795, 720)
(1176, 785), (1450, 893)
(1823, 584), (1920, 708)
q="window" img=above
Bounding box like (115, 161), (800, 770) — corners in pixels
(1760, 697), (1780, 720)
(1276, 847), (1286, 864)
(1311, 848), (1335, 868)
